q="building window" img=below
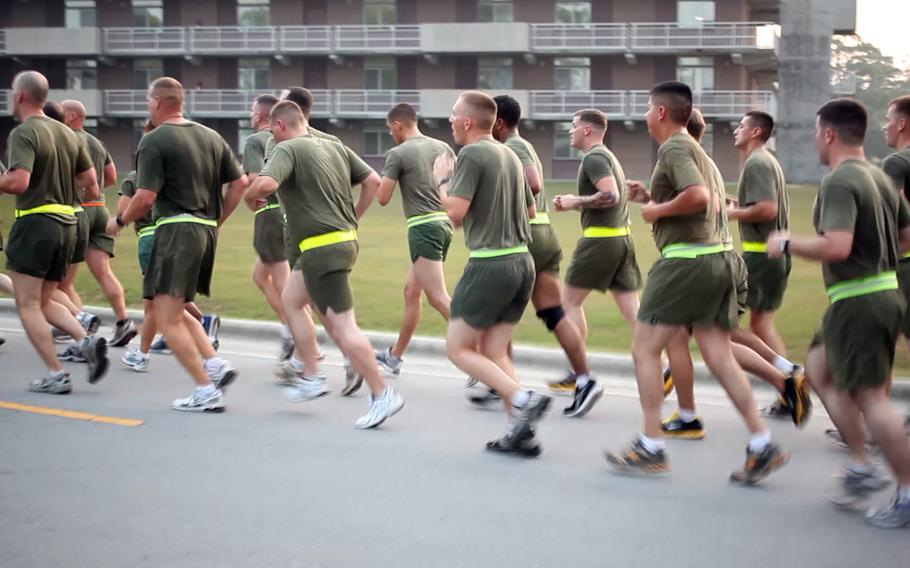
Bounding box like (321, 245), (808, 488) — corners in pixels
(554, 123), (582, 159)
(65, 1), (96, 29)
(239, 58), (271, 90)
(238, 121), (255, 154)
(133, 0), (163, 27)
(677, 56), (714, 92)
(363, 123), (395, 157)
(364, 57), (397, 90)
(677, 1), (716, 26)
(133, 59), (163, 88)
(478, 0), (514, 22)
(67, 59), (98, 89)
(238, 0), (270, 27)
(555, 2), (591, 24)
(477, 58), (513, 90)
(554, 57), (590, 91)
(364, 0), (396, 25)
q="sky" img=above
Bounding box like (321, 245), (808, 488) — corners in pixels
(857, 0), (910, 68)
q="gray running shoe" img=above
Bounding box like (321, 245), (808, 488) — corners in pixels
(512, 391), (552, 428)
(52, 327), (73, 344)
(376, 347), (403, 376)
(121, 348), (150, 373)
(58, 344), (86, 363)
(109, 319), (138, 347)
(342, 360), (363, 396)
(28, 373), (73, 395)
(82, 335), (109, 384)
(149, 336), (171, 355)
(207, 359), (238, 392)
(865, 494), (910, 529)
(827, 467), (890, 508)
(171, 387), (225, 413)
(355, 386), (404, 429)
(279, 337), (294, 362)
(469, 389), (501, 407)
(79, 313), (101, 335)
(284, 376), (330, 402)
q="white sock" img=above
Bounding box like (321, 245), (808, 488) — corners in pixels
(290, 357), (305, 371)
(638, 433), (665, 453)
(511, 389), (531, 408)
(49, 369), (67, 379)
(76, 311), (88, 322)
(772, 356), (795, 374)
(898, 486), (910, 503)
(678, 408), (697, 423)
(280, 324), (292, 339)
(138, 350), (150, 359)
(203, 357), (223, 371)
(575, 372), (592, 388)
(198, 383), (216, 396)
(748, 431), (772, 452)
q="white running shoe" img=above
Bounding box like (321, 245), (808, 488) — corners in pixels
(171, 387), (225, 413)
(121, 348), (150, 373)
(206, 359), (238, 392)
(355, 386), (404, 429)
(283, 376), (330, 402)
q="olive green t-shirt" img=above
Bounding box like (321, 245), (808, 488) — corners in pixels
(649, 132), (727, 251)
(449, 138), (533, 251)
(75, 129), (112, 201)
(264, 126), (340, 162)
(504, 135), (548, 214)
(736, 147), (788, 243)
(576, 144), (628, 230)
(260, 134), (373, 246)
(242, 128), (278, 206)
(117, 170), (154, 234)
(813, 159), (910, 288)
(7, 115), (92, 224)
(882, 148), (910, 202)
(135, 121), (243, 222)
(381, 135), (453, 219)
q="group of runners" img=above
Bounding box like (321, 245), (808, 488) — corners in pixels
(2, 69), (910, 528)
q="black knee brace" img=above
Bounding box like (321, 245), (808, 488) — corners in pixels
(536, 305), (566, 332)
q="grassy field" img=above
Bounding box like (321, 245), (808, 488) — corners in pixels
(3, 181), (909, 372)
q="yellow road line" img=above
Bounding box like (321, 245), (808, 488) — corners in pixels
(0, 400), (144, 427)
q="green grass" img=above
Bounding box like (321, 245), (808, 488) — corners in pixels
(3, 182), (909, 373)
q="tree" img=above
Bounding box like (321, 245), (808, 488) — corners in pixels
(831, 37), (910, 161)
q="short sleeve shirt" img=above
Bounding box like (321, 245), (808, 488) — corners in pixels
(264, 126), (340, 163)
(76, 129), (112, 199)
(381, 135), (454, 218)
(736, 147), (788, 243)
(576, 144), (629, 230)
(449, 138), (531, 251)
(882, 148), (910, 203)
(117, 170), (154, 234)
(504, 135), (548, 214)
(242, 129), (278, 205)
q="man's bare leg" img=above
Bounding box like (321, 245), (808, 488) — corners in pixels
(387, 258), (450, 365)
(562, 284), (592, 343)
(533, 272), (587, 374)
(59, 264), (84, 311)
(611, 289), (640, 327)
(281, 271), (323, 377)
(750, 309), (786, 357)
(154, 294), (210, 387)
(11, 273), (66, 372)
(85, 248), (128, 321)
(391, 266), (423, 359)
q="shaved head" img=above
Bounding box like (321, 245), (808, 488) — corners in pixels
(458, 91), (497, 131)
(43, 101), (65, 122)
(149, 76), (185, 108)
(61, 99), (87, 118)
(270, 100), (305, 128)
(12, 71), (49, 104)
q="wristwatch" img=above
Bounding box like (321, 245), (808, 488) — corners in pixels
(115, 214), (126, 228)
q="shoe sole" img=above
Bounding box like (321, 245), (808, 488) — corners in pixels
(527, 396), (552, 423)
(663, 377), (674, 397)
(214, 369), (238, 392)
(486, 443), (543, 458)
(547, 385), (576, 396)
(171, 405), (226, 413)
(563, 385), (603, 418)
(285, 389), (330, 403)
(604, 452), (671, 475)
(122, 361), (149, 373)
(662, 429), (707, 440)
(341, 375), (364, 397)
(729, 450), (791, 485)
(109, 328), (138, 348)
(28, 385), (73, 395)
(356, 398), (405, 429)
(87, 338), (109, 385)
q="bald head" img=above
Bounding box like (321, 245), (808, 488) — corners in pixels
(149, 77), (185, 109)
(12, 71), (49, 104)
(61, 99), (88, 128)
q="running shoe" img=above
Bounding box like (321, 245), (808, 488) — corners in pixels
(149, 336), (171, 355)
(206, 359), (238, 392)
(0, 332), (5, 347)
(58, 344), (86, 363)
(469, 389), (501, 407)
(376, 347), (403, 376)
(781, 370), (812, 428)
(121, 348), (150, 373)
(279, 336), (294, 362)
(172, 387), (225, 413)
(512, 391), (552, 428)
(605, 439), (670, 474)
(547, 371), (576, 393)
(865, 494), (910, 529)
(563, 378), (604, 418)
(52, 327), (73, 344)
(826, 467), (890, 508)
(355, 386), (405, 429)
(28, 372), (72, 395)
(729, 443), (790, 485)
(109, 319), (138, 347)
(486, 423), (541, 457)
(342, 360), (363, 396)
(202, 314), (221, 351)
(760, 395), (791, 419)
(662, 368), (674, 397)
(661, 411), (707, 439)
(79, 313), (101, 335)
(82, 335), (109, 384)
(284, 376), (330, 402)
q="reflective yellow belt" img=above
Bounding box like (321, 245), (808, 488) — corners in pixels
(298, 229), (357, 253)
(661, 242), (726, 259)
(406, 211), (449, 228)
(255, 203), (281, 215)
(742, 241), (768, 253)
(582, 226), (630, 238)
(74, 205), (85, 213)
(14, 203), (76, 219)
(82, 201), (106, 207)
(155, 213), (218, 227)
(827, 271), (898, 303)
(468, 244), (529, 259)
(529, 212), (551, 225)
(137, 226), (156, 238)
(902, 251), (910, 260)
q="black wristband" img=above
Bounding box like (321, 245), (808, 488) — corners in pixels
(115, 214), (126, 228)
(782, 239), (790, 254)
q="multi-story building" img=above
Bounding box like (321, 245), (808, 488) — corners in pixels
(0, 0), (855, 182)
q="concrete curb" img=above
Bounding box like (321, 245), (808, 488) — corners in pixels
(2, 298), (909, 401)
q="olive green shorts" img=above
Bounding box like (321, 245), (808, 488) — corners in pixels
(744, 251), (790, 312)
(897, 259), (910, 336)
(810, 290), (903, 392)
(137, 233), (155, 275)
(528, 224), (563, 276)
(638, 252), (738, 330)
(284, 227), (300, 270)
(565, 236), (642, 293)
(85, 205), (115, 257)
(728, 251), (748, 316)
(408, 220), (453, 263)
(71, 209), (90, 263)
(143, 222), (217, 302)
(253, 207), (287, 264)
(295, 240), (358, 316)
(451, 253), (535, 329)
(5, 214), (76, 282)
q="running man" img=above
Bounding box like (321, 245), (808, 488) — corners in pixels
(0, 70), (109, 393)
(242, 93), (294, 360)
(107, 77), (246, 412)
(605, 82), (788, 483)
(885, 95), (910, 357)
(245, 100), (404, 429)
(493, 97), (601, 417)
(437, 91), (551, 456)
(374, 102), (454, 375)
(768, 98), (910, 527)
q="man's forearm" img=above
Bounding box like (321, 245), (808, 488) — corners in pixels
(120, 195), (152, 226)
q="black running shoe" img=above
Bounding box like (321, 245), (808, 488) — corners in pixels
(486, 422), (541, 457)
(547, 371), (576, 394)
(109, 319), (138, 348)
(661, 412), (706, 440)
(729, 443), (790, 485)
(662, 368), (674, 397)
(605, 439), (669, 474)
(82, 336), (109, 385)
(563, 379), (604, 418)
(782, 373), (812, 428)
(469, 389), (501, 407)
(761, 395), (791, 419)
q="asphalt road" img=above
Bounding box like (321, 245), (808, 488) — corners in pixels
(0, 313), (907, 568)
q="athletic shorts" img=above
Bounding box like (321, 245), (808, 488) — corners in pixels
(638, 252), (738, 330)
(451, 253), (535, 329)
(254, 207), (287, 264)
(137, 232), (154, 275)
(810, 290), (903, 391)
(295, 240), (358, 316)
(5, 214), (76, 282)
(71, 209), (90, 263)
(528, 224), (563, 276)
(408, 220), (453, 263)
(284, 226), (300, 270)
(728, 250), (748, 316)
(897, 259), (910, 336)
(565, 236), (641, 293)
(143, 222), (216, 302)
(744, 251), (790, 312)
(85, 204), (115, 257)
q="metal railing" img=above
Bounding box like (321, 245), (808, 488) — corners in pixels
(0, 89), (9, 115)
(103, 27), (187, 55)
(629, 22), (768, 51)
(628, 90), (773, 118)
(104, 90), (148, 116)
(334, 25), (420, 52)
(188, 26), (278, 54)
(530, 91), (627, 118)
(334, 90), (420, 118)
(104, 89), (333, 117)
(279, 26), (333, 53)
(0, 29), (6, 54)
(529, 24), (627, 52)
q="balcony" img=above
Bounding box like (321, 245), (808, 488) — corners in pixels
(2, 27), (100, 56)
(529, 24), (627, 53)
(334, 90), (420, 118)
(628, 90), (773, 119)
(188, 26), (278, 55)
(530, 91), (627, 119)
(279, 26), (333, 53)
(103, 27), (187, 55)
(0, 90), (8, 115)
(103, 89), (332, 118)
(334, 25), (420, 53)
